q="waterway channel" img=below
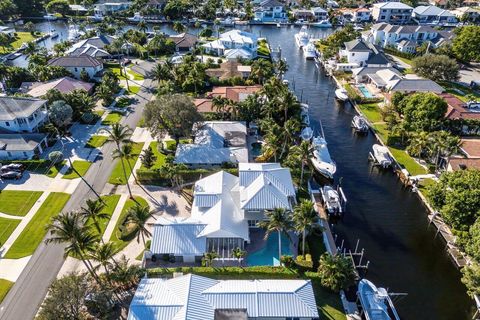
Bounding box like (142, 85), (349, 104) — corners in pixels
(7, 21), (475, 319)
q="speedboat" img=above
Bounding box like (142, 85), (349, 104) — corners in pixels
(311, 136), (336, 179)
(127, 12), (143, 22)
(311, 20), (332, 28)
(300, 127), (314, 141)
(295, 26), (310, 48)
(358, 279), (400, 320)
(49, 30), (58, 38)
(276, 23), (281, 28)
(321, 185), (342, 215)
(352, 115), (369, 133)
(300, 103), (309, 125)
(43, 14), (57, 21)
(335, 88), (348, 101)
(372, 144), (392, 168)
(303, 41), (317, 60)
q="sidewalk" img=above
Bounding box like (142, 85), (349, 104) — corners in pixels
(102, 193), (129, 242)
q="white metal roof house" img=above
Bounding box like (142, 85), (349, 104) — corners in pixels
(254, 0), (288, 23)
(66, 35), (117, 59)
(128, 274), (319, 320)
(371, 2), (413, 24)
(413, 5), (457, 25)
(175, 121), (248, 167)
(337, 39), (391, 71)
(202, 30), (258, 60)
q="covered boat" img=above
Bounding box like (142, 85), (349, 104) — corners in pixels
(335, 88), (349, 101)
(358, 279), (400, 320)
(301, 103), (310, 125)
(372, 144), (392, 168)
(303, 41), (317, 60)
(321, 185), (342, 215)
(311, 136), (336, 179)
(295, 26), (310, 48)
(300, 127), (314, 141)
(311, 20), (332, 28)
(352, 115), (369, 133)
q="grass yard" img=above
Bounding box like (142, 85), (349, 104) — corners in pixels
(0, 279), (14, 304)
(127, 86), (141, 95)
(85, 135), (108, 148)
(141, 141), (167, 170)
(101, 112), (123, 126)
(108, 142), (144, 185)
(108, 66), (145, 81)
(94, 110), (105, 118)
(0, 217), (21, 246)
(0, 32), (38, 54)
(62, 161), (92, 179)
(92, 194), (121, 236)
(0, 190), (43, 216)
(439, 81), (480, 102)
(164, 139), (191, 151)
(4, 192), (71, 259)
(109, 196), (149, 251)
(357, 103), (383, 123)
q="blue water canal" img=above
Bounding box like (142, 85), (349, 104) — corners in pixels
(6, 20), (475, 319)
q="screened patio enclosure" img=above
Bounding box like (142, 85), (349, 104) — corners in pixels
(207, 238), (245, 259)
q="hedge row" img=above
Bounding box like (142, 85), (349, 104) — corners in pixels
(136, 168), (239, 186)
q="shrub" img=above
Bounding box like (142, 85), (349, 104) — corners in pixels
(48, 151), (64, 164)
(281, 255), (295, 268)
(80, 112), (97, 124)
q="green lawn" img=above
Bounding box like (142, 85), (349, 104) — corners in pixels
(108, 142), (144, 185)
(108, 66), (145, 81)
(164, 139), (191, 151)
(85, 135), (108, 148)
(101, 112), (123, 126)
(141, 141), (166, 170)
(439, 81), (480, 102)
(62, 161), (92, 179)
(0, 217), (21, 246)
(109, 196), (149, 251)
(4, 192), (71, 259)
(0, 32), (39, 54)
(91, 194), (121, 236)
(0, 190), (43, 217)
(127, 86), (141, 95)
(0, 279), (14, 304)
(357, 103), (383, 123)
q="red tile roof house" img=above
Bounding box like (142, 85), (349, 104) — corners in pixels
(194, 85), (262, 113)
(447, 138), (480, 171)
(441, 93), (480, 121)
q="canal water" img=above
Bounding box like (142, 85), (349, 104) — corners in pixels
(9, 21), (474, 319)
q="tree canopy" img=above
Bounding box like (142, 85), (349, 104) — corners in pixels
(412, 54), (459, 82)
(452, 26), (480, 62)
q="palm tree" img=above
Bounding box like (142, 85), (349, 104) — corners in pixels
(406, 131), (429, 159)
(99, 124), (133, 198)
(279, 119), (300, 159)
(203, 251), (218, 267)
(293, 200), (319, 257)
(317, 253), (356, 293)
(258, 208), (293, 264)
(88, 242), (119, 276)
(232, 247), (246, 266)
(125, 204), (156, 246)
(137, 20), (148, 33)
(45, 211), (101, 283)
(23, 41), (37, 56)
(290, 140), (314, 185)
(275, 58), (288, 79)
(112, 143), (139, 184)
(80, 199), (109, 237)
(173, 21), (186, 34)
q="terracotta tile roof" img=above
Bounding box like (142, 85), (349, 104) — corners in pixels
(460, 138), (480, 158)
(194, 99), (214, 113)
(440, 93), (480, 120)
(448, 158), (480, 171)
(205, 61), (251, 81)
(208, 85), (262, 102)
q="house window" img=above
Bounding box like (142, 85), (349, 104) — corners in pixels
(352, 53), (355, 56)
(5, 122), (9, 127)
(74, 67), (78, 72)
(248, 220), (259, 227)
(381, 16), (385, 19)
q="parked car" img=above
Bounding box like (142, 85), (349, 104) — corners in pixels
(1, 171), (22, 180)
(1, 163), (25, 172)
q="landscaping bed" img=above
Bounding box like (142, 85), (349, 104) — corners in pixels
(108, 142), (144, 185)
(4, 192), (71, 259)
(136, 167), (239, 186)
(0, 190), (43, 216)
(0, 279), (14, 304)
(62, 161), (92, 179)
(0, 217), (21, 246)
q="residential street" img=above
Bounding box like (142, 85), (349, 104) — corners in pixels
(0, 79), (155, 320)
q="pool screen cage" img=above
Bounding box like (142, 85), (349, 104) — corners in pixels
(207, 238), (245, 259)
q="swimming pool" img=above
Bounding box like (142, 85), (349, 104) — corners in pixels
(246, 233), (292, 266)
(357, 85), (374, 99)
(251, 142), (263, 158)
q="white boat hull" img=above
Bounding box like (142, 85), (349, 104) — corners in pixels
(372, 144), (392, 168)
(335, 88), (348, 101)
(352, 115), (369, 133)
(358, 279), (400, 320)
(311, 136), (336, 179)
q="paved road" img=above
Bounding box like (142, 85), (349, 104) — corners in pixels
(0, 79), (155, 320)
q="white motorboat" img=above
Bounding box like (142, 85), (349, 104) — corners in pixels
(127, 12), (143, 22)
(300, 103), (309, 125)
(295, 26), (310, 48)
(335, 88), (348, 101)
(300, 127), (314, 141)
(311, 136), (336, 179)
(49, 30), (58, 38)
(219, 17), (234, 26)
(352, 115), (369, 133)
(372, 144), (392, 168)
(358, 279), (400, 320)
(43, 14), (57, 21)
(303, 41), (317, 60)
(276, 23), (281, 28)
(311, 20), (332, 28)
(321, 185), (342, 215)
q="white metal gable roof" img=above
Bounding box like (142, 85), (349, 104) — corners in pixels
(150, 221), (207, 256)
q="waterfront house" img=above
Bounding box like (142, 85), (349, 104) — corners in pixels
(292, 7), (329, 21)
(150, 163), (296, 261)
(254, 0), (288, 22)
(128, 274), (319, 320)
(194, 85), (262, 113)
(352, 66), (402, 89)
(387, 79), (444, 93)
(19, 77), (94, 98)
(0, 97), (49, 160)
(312, 7), (329, 21)
(341, 7), (372, 23)
(337, 39), (390, 70)
(363, 23), (450, 53)
(202, 30), (258, 60)
(441, 93), (480, 122)
(447, 138), (480, 171)
(167, 33), (198, 52)
(412, 5), (457, 25)
(48, 54), (104, 79)
(371, 2), (413, 24)
(205, 61), (252, 81)
(174, 121), (248, 167)
(451, 6), (480, 21)
(94, 1), (132, 16)
(146, 0), (165, 11)
(67, 35), (117, 59)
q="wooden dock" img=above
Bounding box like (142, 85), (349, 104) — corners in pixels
(311, 190), (338, 255)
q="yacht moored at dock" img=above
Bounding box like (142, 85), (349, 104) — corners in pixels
(335, 88), (349, 101)
(311, 136), (336, 179)
(303, 41), (317, 60)
(351, 115), (369, 133)
(358, 279), (401, 320)
(311, 20), (332, 28)
(300, 127), (314, 141)
(295, 26), (310, 48)
(370, 144), (393, 168)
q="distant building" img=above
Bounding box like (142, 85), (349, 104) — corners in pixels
(194, 85), (261, 113)
(447, 138), (480, 171)
(67, 35), (117, 59)
(254, 0), (288, 22)
(94, 1), (132, 16)
(145, 0), (165, 10)
(451, 6), (480, 21)
(413, 5), (457, 25)
(48, 54), (104, 79)
(167, 33), (198, 52)
(441, 93), (480, 121)
(340, 7), (372, 23)
(205, 61), (252, 81)
(371, 2), (413, 24)
(292, 7), (329, 21)
(128, 274), (319, 320)
(202, 30), (258, 60)
(20, 77), (94, 98)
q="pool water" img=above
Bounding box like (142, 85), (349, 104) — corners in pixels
(357, 85), (374, 98)
(246, 233), (292, 266)
(251, 142), (262, 157)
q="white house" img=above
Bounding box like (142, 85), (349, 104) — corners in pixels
(48, 54), (104, 79)
(128, 274), (319, 320)
(94, 1), (131, 16)
(413, 5), (457, 25)
(0, 26), (15, 37)
(66, 35), (117, 59)
(339, 39), (390, 69)
(451, 6), (480, 21)
(312, 7), (329, 21)
(372, 2), (413, 24)
(202, 30), (258, 59)
(363, 23), (449, 53)
(352, 66), (402, 86)
(175, 121), (248, 167)
(353, 8), (372, 22)
(254, 0), (287, 22)
(150, 163), (296, 262)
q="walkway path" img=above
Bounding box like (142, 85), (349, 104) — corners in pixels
(102, 194), (129, 242)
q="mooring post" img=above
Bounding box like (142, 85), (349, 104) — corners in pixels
(354, 239), (360, 254)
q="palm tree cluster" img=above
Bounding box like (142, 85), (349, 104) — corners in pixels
(406, 130), (461, 168)
(152, 56), (207, 94)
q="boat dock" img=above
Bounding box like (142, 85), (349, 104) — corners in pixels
(310, 186), (337, 255)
